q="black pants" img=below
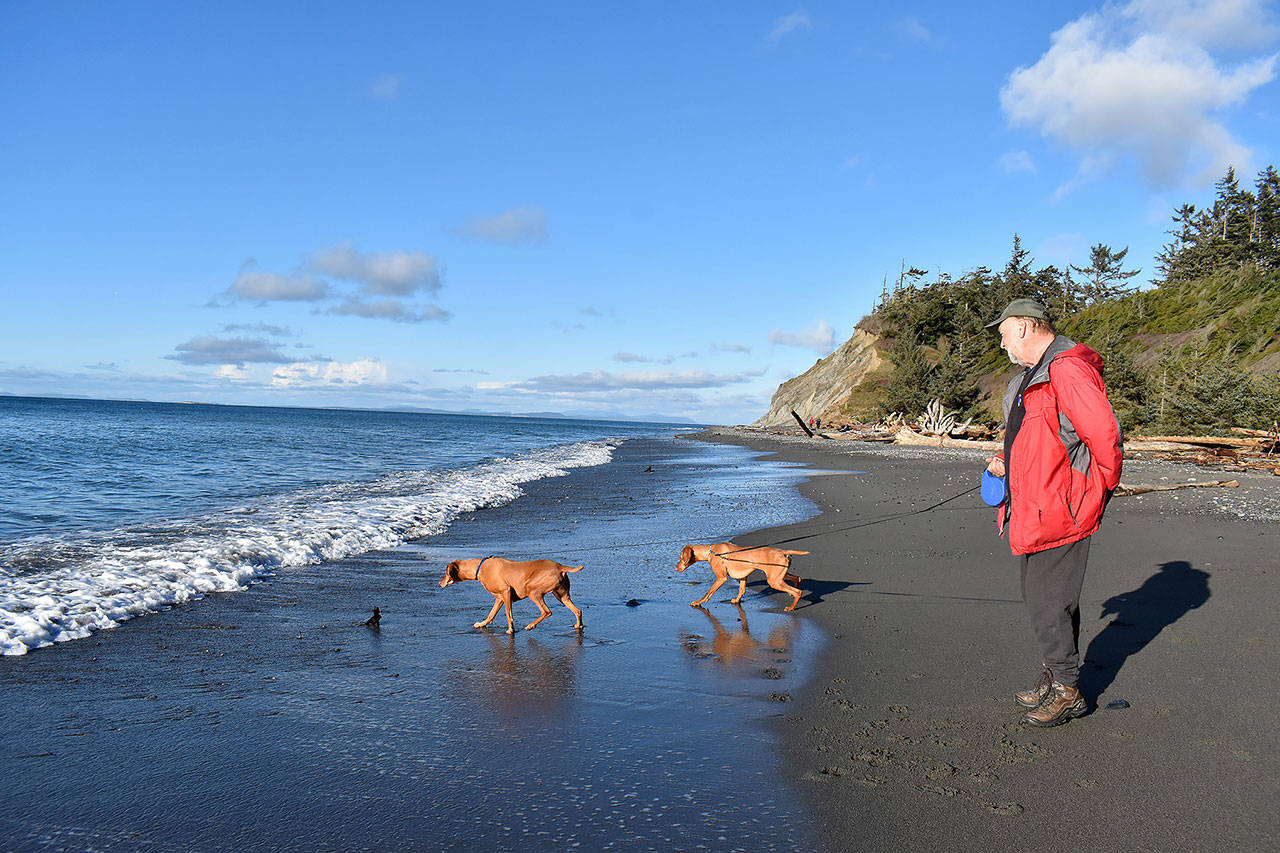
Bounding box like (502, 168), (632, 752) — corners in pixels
(1019, 537), (1091, 687)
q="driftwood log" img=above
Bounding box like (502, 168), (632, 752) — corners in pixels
(1114, 480), (1240, 497)
(894, 427), (1001, 451)
(1131, 435), (1262, 448)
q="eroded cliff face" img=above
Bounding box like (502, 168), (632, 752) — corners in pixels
(751, 328), (887, 428)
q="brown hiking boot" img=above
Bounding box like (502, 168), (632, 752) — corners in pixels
(1015, 667), (1053, 708)
(1023, 682), (1087, 727)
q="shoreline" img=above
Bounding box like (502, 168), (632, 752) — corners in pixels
(687, 427), (1278, 851)
(0, 436), (824, 851)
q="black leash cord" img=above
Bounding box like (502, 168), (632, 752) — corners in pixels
(490, 483), (982, 562)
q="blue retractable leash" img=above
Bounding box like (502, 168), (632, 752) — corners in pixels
(980, 470), (1007, 507)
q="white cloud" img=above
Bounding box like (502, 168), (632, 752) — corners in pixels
(271, 358), (389, 388)
(767, 11), (812, 44)
(712, 343), (752, 354)
(221, 322), (296, 337)
(999, 149), (1037, 174)
(458, 205), (548, 245)
(228, 271), (330, 302)
(503, 369), (763, 393)
(1126, 0), (1279, 50)
(326, 298), (451, 323)
(769, 319), (837, 353)
(369, 74), (402, 100)
(894, 16), (932, 42)
(216, 364), (251, 381)
(612, 351), (699, 365)
(216, 244), (448, 323)
(308, 243), (442, 296)
(1001, 0), (1278, 191)
(167, 336), (293, 365)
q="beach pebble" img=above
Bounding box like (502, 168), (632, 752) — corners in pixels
(769, 692), (792, 702)
(1105, 698), (1131, 709)
(988, 802), (1025, 817)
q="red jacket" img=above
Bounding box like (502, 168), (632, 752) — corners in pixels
(995, 337), (1123, 555)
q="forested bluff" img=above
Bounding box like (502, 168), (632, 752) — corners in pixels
(755, 165), (1280, 436)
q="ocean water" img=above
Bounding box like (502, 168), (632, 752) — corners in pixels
(0, 396), (827, 850)
(0, 396), (683, 655)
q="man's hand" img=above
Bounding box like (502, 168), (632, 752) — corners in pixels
(986, 456), (1006, 477)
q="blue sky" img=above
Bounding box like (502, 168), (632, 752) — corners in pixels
(3, 1), (1277, 423)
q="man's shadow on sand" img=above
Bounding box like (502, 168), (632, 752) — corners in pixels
(1081, 560), (1209, 700)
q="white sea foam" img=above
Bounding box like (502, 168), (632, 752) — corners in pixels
(0, 441), (617, 655)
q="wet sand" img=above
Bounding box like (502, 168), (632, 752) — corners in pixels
(691, 428), (1278, 852)
(0, 437), (827, 851)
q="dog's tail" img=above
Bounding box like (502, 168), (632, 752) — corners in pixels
(564, 564), (585, 573)
(780, 549), (810, 556)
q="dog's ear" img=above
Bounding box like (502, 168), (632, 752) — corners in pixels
(680, 545), (693, 562)
(446, 561), (459, 578)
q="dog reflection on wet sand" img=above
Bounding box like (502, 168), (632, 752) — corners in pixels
(681, 603), (797, 668)
(464, 632), (584, 722)
(675, 543), (806, 611)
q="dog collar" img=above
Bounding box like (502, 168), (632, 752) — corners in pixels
(475, 555), (493, 583)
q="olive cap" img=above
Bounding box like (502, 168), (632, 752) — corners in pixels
(985, 298), (1051, 329)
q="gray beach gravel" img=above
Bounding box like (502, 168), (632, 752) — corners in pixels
(691, 427), (1278, 853)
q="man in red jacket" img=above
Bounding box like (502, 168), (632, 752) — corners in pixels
(985, 299), (1123, 726)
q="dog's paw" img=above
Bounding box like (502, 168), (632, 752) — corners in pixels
(472, 621), (485, 628)
(505, 628), (515, 635)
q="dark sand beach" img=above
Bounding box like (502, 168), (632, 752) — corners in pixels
(692, 428), (1278, 852)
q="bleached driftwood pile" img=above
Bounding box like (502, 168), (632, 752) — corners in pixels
(1125, 424), (1280, 474)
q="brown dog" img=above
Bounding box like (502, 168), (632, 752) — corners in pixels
(439, 556), (584, 634)
(675, 543), (807, 611)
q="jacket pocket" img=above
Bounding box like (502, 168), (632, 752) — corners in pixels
(1063, 494), (1080, 527)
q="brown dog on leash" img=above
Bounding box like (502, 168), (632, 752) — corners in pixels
(675, 543), (807, 611)
(439, 556), (584, 634)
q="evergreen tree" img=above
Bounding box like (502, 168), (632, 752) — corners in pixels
(1071, 244), (1142, 304)
(1254, 165), (1280, 268)
(1090, 329), (1149, 430)
(879, 328), (936, 416)
(930, 328), (983, 415)
(1153, 165), (1280, 281)
(1155, 203), (1200, 282)
(1003, 234), (1033, 296)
